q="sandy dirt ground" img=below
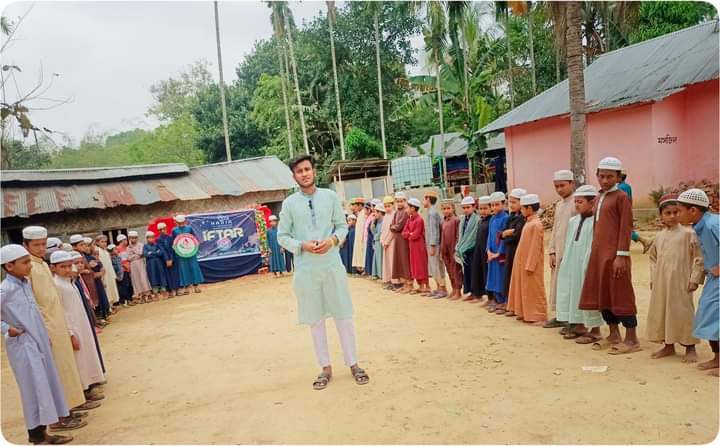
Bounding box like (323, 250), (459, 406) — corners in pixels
(2, 235), (718, 444)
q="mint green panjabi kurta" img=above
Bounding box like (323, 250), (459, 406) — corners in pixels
(556, 214), (604, 328)
(278, 188), (353, 325)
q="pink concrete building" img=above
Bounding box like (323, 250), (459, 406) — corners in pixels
(480, 21), (719, 207)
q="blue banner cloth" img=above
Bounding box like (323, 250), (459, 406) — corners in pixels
(185, 210), (262, 282)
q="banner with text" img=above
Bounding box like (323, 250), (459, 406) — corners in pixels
(186, 210), (260, 262)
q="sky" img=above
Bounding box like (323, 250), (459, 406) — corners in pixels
(1, 1), (427, 145)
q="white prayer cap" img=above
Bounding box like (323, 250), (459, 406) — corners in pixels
(553, 170), (574, 181)
(597, 156), (623, 171)
(145, 231), (155, 239)
(678, 188), (710, 208)
(116, 234), (127, 242)
(62, 243), (73, 252)
(269, 215), (278, 221)
(489, 191), (506, 203)
(574, 185), (598, 197)
(157, 222), (167, 229)
(478, 196), (491, 205)
(22, 226), (47, 240)
(46, 237), (63, 249)
(408, 198), (422, 208)
(82, 237), (93, 244)
(394, 191), (407, 200)
(371, 198), (382, 206)
(0, 244), (30, 265)
(374, 203), (386, 212)
(461, 196), (476, 206)
(69, 251), (83, 260)
(50, 250), (74, 264)
(347, 214), (357, 220)
(107, 244), (116, 251)
(174, 214), (186, 223)
(128, 230), (139, 237)
(520, 194), (540, 206)
(509, 188), (527, 199)
(69, 234), (84, 244)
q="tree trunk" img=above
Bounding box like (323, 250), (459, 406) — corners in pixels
(566, 1), (587, 184)
(461, 30), (470, 114)
(527, 5), (536, 96)
(435, 51), (448, 188)
(213, 0), (232, 161)
(284, 12), (309, 155)
(555, 46), (560, 83)
(327, 6), (345, 160)
(505, 12), (514, 108)
(374, 11), (387, 159)
(277, 41), (294, 159)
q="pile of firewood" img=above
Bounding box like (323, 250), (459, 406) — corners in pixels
(540, 201), (557, 230)
(651, 179), (719, 212)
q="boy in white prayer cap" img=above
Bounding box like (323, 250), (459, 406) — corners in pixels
(1, 244), (75, 445)
(555, 185), (604, 343)
(500, 188), (527, 316)
(506, 194), (547, 325)
(50, 251), (106, 396)
(677, 188), (719, 375)
(579, 157), (640, 355)
(544, 170), (577, 329)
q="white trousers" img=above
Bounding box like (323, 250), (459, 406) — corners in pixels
(310, 318), (358, 367)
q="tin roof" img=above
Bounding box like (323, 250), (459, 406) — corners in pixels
(1, 156), (296, 219)
(479, 21), (720, 134)
(1, 163), (189, 184)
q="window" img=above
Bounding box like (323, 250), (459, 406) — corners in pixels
(343, 180), (362, 200)
(371, 178), (386, 198)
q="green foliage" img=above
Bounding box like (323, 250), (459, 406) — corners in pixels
(0, 139), (52, 170)
(148, 60), (213, 122)
(628, 2), (718, 44)
(49, 115), (205, 168)
(344, 128), (382, 160)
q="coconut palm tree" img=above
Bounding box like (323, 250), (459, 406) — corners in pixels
(495, 1), (515, 108)
(366, 1), (387, 160)
(548, 1), (586, 183)
(275, 1), (309, 155)
(268, 1), (294, 158)
(425, 1), (450, 187)
(326, 1), (345, 160)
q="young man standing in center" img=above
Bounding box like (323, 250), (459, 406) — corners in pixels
(278, 155), (370, 390)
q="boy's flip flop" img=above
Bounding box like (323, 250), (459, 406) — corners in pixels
(575, 334), (602, 344)
(608, 344), (643, 355)
(592, 338), (619, 351)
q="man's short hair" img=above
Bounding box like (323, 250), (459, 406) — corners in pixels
(288, 154), (314, 172)
(427, 196), (437, 205)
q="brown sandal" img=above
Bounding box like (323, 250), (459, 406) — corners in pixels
(351, 366), (369, 385)
(312, 372), (331, 390)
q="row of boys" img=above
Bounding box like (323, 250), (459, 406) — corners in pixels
(1, 227), (112, 444)
(339, 156), (718, 372)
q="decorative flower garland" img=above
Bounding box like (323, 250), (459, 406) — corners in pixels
(254, 209), (269, 266)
